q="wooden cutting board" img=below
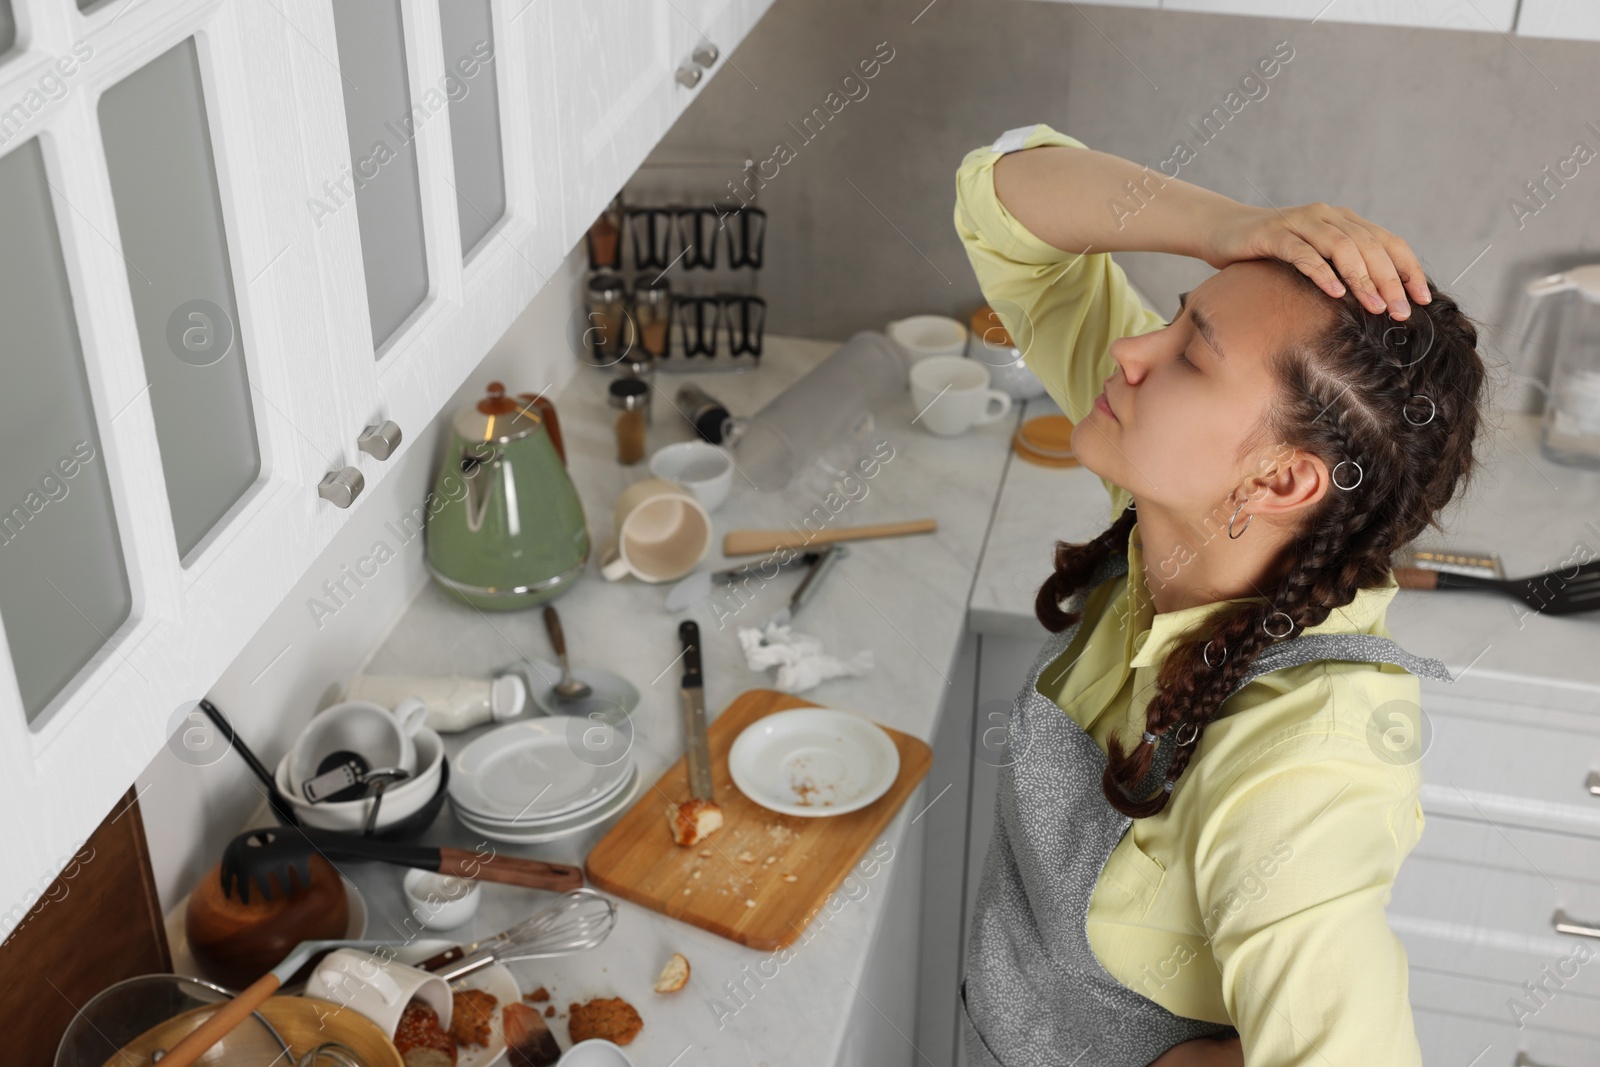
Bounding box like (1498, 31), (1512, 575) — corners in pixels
(585, 689), (931, 950)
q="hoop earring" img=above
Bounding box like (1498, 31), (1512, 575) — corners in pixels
(1174, 721), (1199, 746)
(1332, 460), (1363, 490)
(1227, 500), (1252, 539)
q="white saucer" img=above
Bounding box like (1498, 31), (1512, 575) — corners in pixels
(451, 755), (634, 828)
(451, 762), (641, 843)
(728, 709), (900, 817)
(450, 719), (631, 822)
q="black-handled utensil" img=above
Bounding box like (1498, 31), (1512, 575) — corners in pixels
(1395, 560), (1600, 615)
(218, 826), (584, 904)
(198, 699), (299, 827)
(677, 620), (713, 801)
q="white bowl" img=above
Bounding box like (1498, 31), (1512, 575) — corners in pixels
(402, 869), (481, 930)
(287, 698), (425, 795)
(648, 441), (734, 512)
(275, 727), (443, 831)
(559, 1040), (638, 1067)
(728, 708), (900, 817)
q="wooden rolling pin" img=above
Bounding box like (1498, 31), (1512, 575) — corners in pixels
(723, 518), (937, 557)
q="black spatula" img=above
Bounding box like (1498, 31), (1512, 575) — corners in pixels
(1395, 559), (1600, 615)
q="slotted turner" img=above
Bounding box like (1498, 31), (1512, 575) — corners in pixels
(1395, 559), (1600, 615)
(219, 826), (583, 903)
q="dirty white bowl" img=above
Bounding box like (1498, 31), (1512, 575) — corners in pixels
(649, 441), (734, 512)
(275, 727), (443, 831)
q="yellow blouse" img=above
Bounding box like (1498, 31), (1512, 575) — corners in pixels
(955, 123), (1427, 1067)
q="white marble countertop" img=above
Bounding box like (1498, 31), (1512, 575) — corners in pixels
(343, 333), (1019, 1065)
(969, 398), (1600, 710)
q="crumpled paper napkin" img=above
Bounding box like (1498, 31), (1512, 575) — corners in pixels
(735, 621), (874, 693)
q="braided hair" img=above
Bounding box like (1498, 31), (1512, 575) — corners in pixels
(1038, 259), (1486, 818)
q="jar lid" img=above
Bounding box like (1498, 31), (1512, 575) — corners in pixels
(634, 275), (672, 304)
(453, 381), (545, 444)
(587, 272), (627, 301)
(608, 376), (650, 410)
(971, 304), (1014, 349)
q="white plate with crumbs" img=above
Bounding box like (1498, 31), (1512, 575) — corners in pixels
(728, 708), (900, 817)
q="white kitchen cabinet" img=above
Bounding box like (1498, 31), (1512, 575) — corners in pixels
(1516, 0), (1600, 40)
(0, 0), (770, 926)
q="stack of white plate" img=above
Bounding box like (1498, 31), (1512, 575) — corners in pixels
(447, 719), (639, 843)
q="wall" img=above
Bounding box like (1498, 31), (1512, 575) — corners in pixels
(135, 238), (589, 910)
(644, 0), (1600, 411)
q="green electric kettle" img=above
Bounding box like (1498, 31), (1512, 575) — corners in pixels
(424, 382), (589, 610)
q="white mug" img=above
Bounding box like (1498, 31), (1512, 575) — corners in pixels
(599, 478), (713, 583)
(305, 948), (453, 1037)
(887, 315), (969, 380)
(287, 698), (427, 797)
(909, 356), (1013, 437)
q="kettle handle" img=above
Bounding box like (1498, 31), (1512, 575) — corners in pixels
(519, 392), (566, 466)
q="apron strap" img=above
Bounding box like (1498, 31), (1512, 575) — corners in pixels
(1232, 631), (1454, 692)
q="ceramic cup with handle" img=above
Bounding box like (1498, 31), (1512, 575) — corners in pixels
(287, 698), (427, 799)
(887, 314), (969, 379)
(304, 947), (453, 1037)
(599, 478), (713, 583)
(909, 355), (1014, 437)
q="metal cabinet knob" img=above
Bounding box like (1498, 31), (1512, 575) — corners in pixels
(1553, 908), (1600, 939)
(317, 466), (365, 508)
(692, 42), (719, 69)
(675, 62), (703, 89)
(1587, 770), (1599, 796)
(358, 419), (403, 460)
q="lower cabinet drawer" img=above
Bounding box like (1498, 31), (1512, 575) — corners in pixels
(1390, 816), (1600, 1000)
(1412, 976), (1600, 1063)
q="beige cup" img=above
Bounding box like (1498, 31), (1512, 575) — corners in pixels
(600, 478), (713, 583)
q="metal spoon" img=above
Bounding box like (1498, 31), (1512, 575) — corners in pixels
(543, 605), (593, 702)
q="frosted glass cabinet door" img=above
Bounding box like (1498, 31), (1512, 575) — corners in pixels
(330, 0), (431, 353)
(99, 37), (262, 562)
(439, 0), (506, 257)
(0, 1), (15, 60)
(0, 140), (133, 725)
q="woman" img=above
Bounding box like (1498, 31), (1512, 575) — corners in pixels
(952, 124), (1485, 1067)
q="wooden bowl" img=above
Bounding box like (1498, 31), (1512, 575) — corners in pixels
(184, 854), (349, 991)
(101, 993), (401, 1067)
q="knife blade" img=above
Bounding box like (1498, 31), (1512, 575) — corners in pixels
(678, 620), (714, 801)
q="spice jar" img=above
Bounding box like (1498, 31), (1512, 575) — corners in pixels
(586, 196), (623, 270)
(676, 383), (732, 444)
(584, 272), (634, 366)
(608, 377), (650, 465)
(632, 275), (672, 359)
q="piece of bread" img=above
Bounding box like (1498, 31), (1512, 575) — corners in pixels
(449, 988), (499, 1048)
(669, 797), (723, 846)
(568, 996), (644, 1046)
(654, 952), (690, 993)
(393, 998), (456, 1067)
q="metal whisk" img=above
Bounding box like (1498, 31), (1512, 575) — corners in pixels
(426, 888), (618, 980)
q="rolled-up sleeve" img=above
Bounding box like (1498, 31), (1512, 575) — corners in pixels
(1192, 731), (1424, 1067)
(952, 123), (1166, 516)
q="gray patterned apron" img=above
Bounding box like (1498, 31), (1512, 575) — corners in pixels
(960, 556), (1451, 1067)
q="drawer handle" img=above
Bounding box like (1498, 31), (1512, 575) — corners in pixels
(1552, 908), (1600, 939)
(1587, 770), (1600, 796)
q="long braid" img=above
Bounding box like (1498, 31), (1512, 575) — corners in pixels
(1037, 260), (1486, 818)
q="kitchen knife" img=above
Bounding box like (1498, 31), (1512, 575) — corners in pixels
(678, 620), (714, 801)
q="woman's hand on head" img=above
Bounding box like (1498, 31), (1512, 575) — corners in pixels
(1200, 201), (1431, 320)
(1147, 1034), (1244, 1067)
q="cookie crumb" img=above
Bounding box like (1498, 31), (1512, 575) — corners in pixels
(544, 1005), (555, 1018)
(526, 987), (550, 1003)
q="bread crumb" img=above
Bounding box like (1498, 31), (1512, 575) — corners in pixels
(691, 870), (701, 879)
(737, 850), (756, 863)
(544, 1005), (555, 1017)
(782, 873), (798, 883)
(763, 855), (776, 865)
(698, 848), (713, 858)
(744, 898), (757, 908)
(682, 887), (691, 894)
